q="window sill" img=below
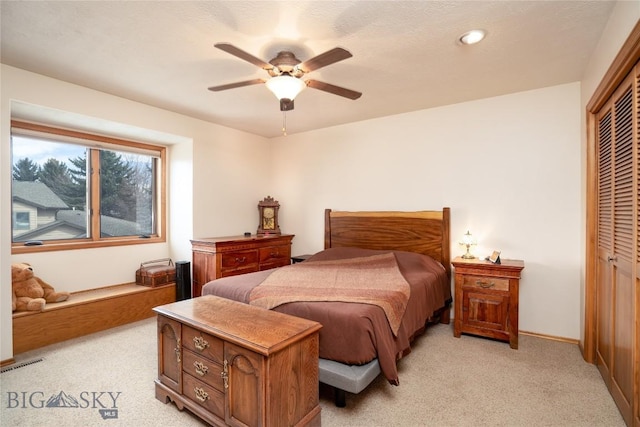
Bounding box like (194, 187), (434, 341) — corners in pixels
(11, 236), (165, 254)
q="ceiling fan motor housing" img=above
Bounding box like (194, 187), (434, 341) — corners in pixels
(269, 51), (302, 77)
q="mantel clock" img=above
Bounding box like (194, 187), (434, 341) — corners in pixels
(257, 196), (281, 235)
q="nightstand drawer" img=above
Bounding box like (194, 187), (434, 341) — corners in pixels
(462, 275), (509, 291)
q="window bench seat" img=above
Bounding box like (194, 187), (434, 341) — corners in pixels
(12, 282), (176, 354)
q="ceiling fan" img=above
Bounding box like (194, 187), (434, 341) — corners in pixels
(208, 43), (362, 111)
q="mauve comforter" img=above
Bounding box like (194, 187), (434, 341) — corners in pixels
(201, 247), (451, 385)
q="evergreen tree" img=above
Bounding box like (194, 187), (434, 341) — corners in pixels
(99, 150), (137, 221)
(39, 158), (74, 205)
(67, 153), (88, 209)
(12, 157), (39, 181)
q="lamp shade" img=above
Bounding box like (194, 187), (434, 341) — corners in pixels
(265, 75), (306, 101)
(461, 230), (476, 246)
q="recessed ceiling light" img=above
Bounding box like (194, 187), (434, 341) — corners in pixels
(458, 29), (486, 45)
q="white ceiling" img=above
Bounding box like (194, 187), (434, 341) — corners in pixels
(1, 1), (616, 138)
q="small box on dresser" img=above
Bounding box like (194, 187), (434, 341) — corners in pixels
(452, 257), (525, 349)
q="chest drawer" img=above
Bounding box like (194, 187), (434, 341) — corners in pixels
(462, 275), (509, 291)
(220, 250), (258, 273)
(183, 372), (225, 418)
(182, 348), (224, 391)
(182, 326), (224, 364)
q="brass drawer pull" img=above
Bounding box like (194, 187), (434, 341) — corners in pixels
(194, 387), (209, 402)
(194, 361), (209, 376)
(476, 280), (495, 288)
(174, 338), (181, 363)
(221, 359), (229, 389)
(193, 336), (209, 351)
(235, 256), (246, 264)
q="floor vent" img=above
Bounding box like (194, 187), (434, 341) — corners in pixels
(1, 358), (44, 373)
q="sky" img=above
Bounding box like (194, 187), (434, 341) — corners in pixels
(11, 135), (86, 168)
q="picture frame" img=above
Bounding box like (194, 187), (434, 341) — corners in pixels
(488, 250), (501, 264)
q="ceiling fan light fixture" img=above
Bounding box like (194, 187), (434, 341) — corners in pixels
(265, 75), (306, 101)
(458, 29), (486, 45)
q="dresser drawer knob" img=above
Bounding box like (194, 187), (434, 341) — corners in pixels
(476, 280), (495, 288)
(235, 256), (246, 264)
(194, 360), (209, 376)
(193, 336), (209, 351)
(194, 387), (209, 402)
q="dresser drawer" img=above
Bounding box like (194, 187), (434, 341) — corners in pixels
(183, 372), (225, 418)
(462, 275), (509, 291)
(259, 245), (290, 263)
(183, 348), (224, 391)
(220, 250), (258, 273)
(182, 326), (224, 364)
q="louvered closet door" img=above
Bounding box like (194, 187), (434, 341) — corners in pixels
(634, 63), (640, 427)
(596, 104), (613, 387)
(596, 65), (637, 427)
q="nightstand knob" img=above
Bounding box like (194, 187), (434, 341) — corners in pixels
(606, 256), (617, 262)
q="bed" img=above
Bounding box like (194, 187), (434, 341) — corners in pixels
(201, 208), (452, 404)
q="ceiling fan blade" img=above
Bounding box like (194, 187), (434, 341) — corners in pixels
(208, 78), (266, 92)
(306, 80), (362, 100)
(298, 47), (353, 73)
(214, 43), (273, 70)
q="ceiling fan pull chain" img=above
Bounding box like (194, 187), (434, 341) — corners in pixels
(282, 111), (287, 136)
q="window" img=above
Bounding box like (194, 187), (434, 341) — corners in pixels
(13, 212), (30, 231)
(11, 120), (166, 252)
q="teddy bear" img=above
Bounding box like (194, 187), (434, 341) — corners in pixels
(12, 263), (70, 312)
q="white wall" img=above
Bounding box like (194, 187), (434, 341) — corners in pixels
(0, 65), (269, 362)
(272, 82), (582, 340)
(578, 2), (640, 344)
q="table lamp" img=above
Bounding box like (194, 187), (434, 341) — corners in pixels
(460, 230), (477, 259)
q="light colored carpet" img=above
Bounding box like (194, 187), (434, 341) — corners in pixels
(0, 318), (625, 426)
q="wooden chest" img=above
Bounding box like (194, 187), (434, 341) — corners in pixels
(154, 295), (322, 426)
(136, 259), (176, 287)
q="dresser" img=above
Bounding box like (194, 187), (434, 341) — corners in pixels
(154, 295), (322, 427)
(452, 257), (525, 349)
(191, 234), (294, 297)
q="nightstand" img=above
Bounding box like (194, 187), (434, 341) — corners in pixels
(291, 254), (312, 264)
(452, 257), (525, 349)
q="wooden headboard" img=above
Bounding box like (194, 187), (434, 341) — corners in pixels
(324, 208), (451, 278)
